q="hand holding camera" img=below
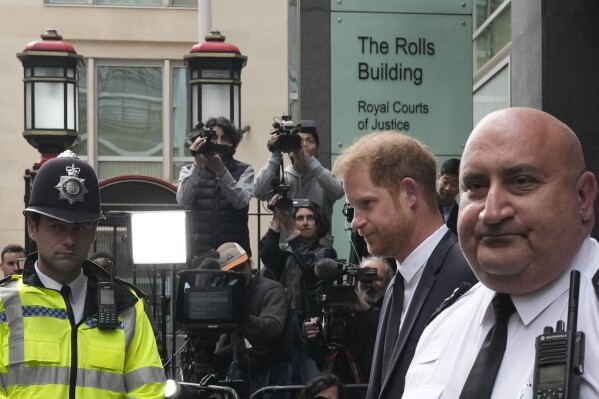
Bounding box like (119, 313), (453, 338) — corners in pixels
(303, 317), (322, 340)
(267, 115), (302, 153)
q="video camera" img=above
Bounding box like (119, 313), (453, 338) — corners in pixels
(174, 267), (250, 383)
(267, 115), (302, 153)
(313, 259), (377, 345)
(175, 269), (249, 332)
(184, 121), (234, 157)
(266, 179), (310, 211)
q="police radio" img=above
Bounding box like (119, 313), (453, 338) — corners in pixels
(533, 270), (585, 399)
(97, 261), (118, 330)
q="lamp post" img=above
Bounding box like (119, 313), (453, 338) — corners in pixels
(17, 29), (84, 253)
(184, 31), (247, 129)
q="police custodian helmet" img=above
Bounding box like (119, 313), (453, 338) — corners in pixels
(23, 150), (105, 224)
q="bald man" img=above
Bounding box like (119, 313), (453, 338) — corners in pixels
(402, 107), (599, 398)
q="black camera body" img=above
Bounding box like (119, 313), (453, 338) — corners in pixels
(185, 121), (233, 156)
(268, 115), (302, 153)
(266, 179), (310, 211)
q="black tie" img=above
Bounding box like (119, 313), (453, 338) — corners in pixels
(381, 273), (404, 376)
(60, 285), (75, 324)
(459, 293), (516, 399)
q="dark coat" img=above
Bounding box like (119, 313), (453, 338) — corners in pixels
(366, 230), (477, 399)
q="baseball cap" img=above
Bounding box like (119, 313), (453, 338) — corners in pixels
(217, 242), (249, 271)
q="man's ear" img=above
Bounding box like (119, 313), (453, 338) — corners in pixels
(577, 171), (598, 223)
(26, 216), (38, 241)
(400, 177), (419, 207)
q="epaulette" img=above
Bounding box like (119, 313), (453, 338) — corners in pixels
(0, 274), (19, 287)
(0, 275), (13, 286)
(426, 282), (472, 326)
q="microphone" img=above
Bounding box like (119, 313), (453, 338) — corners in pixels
(199, 257), (221, 270)
(193, 257), (224, 287)
(315, 258), (341, 281)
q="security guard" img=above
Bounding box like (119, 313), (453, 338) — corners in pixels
(0, 151), (165, 398)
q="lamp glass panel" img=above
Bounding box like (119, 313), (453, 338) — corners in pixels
(35, 67), (64, 78)
(201, 69), (230, 79)
(201, 84), (230, 121)
(34, 82), (65, 129)
(130, 211), (186, 264)
(25, 83), (32, 129)
(67, 68), (75, 79)
(192, 84), (199, 125)
(67, 82), (76, 130)
(25, 67), (32, 78)
(233, 85), (240, 128)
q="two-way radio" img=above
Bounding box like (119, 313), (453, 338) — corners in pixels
(533, 270), (585, 399)
(97, 261), (118, 330)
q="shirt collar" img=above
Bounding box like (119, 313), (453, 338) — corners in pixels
(35, 261), (87, 299)
(478, 236), (597, 327)
(397, 224), (449, 283)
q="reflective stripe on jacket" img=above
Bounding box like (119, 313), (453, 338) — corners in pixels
(0, 269), (165, 398)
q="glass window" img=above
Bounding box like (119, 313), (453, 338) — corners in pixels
(473, 64), (510, 126)
(474, 3), (511, 73)
(172, 66), (191, 180)
(172, 0), (197, 6)
(73, 63), (88, 156)
(44, 0), (86, 4)
(96, 0), (162, 5)
(475, 0), (508, 30)
(97, 65), (163, 178)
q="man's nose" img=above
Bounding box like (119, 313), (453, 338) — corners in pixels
(479, 184), (515, 224)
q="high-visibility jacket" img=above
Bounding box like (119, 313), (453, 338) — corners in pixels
(0, 254), (165, 398)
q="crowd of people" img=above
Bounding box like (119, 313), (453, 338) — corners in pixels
(2, 106), (596, 399)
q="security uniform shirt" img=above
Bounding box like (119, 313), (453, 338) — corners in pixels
(402, 236), (599, 399)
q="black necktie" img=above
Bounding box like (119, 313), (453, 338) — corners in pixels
(381, 273), (404, 376)
(459, 293), (516, 399)
(60, 285), (75, 324)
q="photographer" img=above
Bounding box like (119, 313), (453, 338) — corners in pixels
(304, 257), (394, 383)
(176, 117), (254, 257)
(258, 198), (337, 383)
(254, 120), (344, 246)
(214, 243), (293, 396)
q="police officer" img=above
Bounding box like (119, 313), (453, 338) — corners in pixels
(0, 151), (165, 398)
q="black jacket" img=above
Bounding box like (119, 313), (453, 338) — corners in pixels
(259, 229), (337, 320)
(366, 230), (477, 399)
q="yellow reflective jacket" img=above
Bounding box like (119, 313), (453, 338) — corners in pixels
(0, 254), (165, 398)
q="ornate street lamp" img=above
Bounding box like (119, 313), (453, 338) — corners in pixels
(17, 29), (83, 159)
(184, 31), (247, 128)
(17, 29), (84, 253)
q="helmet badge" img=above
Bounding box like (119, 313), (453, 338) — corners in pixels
(54, 163), (89, 205)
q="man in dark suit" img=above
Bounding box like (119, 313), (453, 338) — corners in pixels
(437, 158), (460, 236)
(333, 131), (477, 399)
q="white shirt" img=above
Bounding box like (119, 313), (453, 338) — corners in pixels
(35, 262), (88, 324)
(397, 225), (449, 326)
(402, 236), (599, 399)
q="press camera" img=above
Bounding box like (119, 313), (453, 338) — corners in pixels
(267, 115), (302, 153)
(314, 259), (377, 345)
(266, 179), (310, 211)
(184, 121), (233, 156)
(174, 268), (249, 383)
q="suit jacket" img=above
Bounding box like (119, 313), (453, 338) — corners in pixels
(439, 201), (459, 236)
(366, 230), (477, 399)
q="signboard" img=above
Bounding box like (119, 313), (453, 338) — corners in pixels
(330, 3), (473, 259)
